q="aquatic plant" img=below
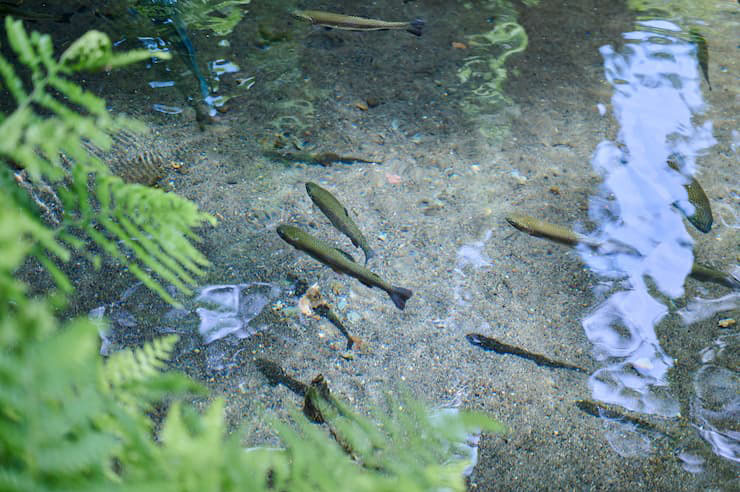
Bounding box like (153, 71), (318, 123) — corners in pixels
(0, 19), (504, 492)
(178, 0), (251, 36)
(0, 17), (214, 304)
(126, 0), (251, 36)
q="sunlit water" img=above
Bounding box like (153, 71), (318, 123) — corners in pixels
(580, 19), (737, 467)
(44, 0), (738, 488)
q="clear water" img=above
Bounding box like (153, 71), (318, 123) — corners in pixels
(38, 0), (740, 489)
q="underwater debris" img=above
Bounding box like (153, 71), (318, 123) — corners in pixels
(85, 129), (170, 186)
(298, 282), (327, 319)
(255, 358), (308, 397)
(466, 333), (589, 373)
(314, 304), (364, 351)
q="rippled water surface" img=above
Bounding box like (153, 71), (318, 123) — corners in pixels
(28, 0), (739, 489)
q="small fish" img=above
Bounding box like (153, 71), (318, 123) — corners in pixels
(505, 213), (601, 248)
(292, 9), (424, 36)
(689, 28), (711, 90)
(689, 263), (740, 290)
(466, 333), (589, 373)
(506, 213), (738, 290)
(668, 159), (713, 233)
(0, 3), (77, 23)
(575, 399), (679, 439)
(265, 150), (379, 167)
(306, 182), (375, 264)
(277, 224), (412, 309)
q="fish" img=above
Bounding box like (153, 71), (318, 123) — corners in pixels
(575, 399), (680, 440)
(689, 263), (740, 290)
(292, 9), (424, 36)
(689, 28), (711, 90)
(305, 182), (375, 264)
(0, 3), (77, 23)
(276, 224), (412, 309)
(466, 333), (589, 373)
(667, 159), (713, 233)
(505, 213), (601, 249)
(506, 213), (739, 290)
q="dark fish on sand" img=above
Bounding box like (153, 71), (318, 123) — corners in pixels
(292, 9), (424, 36)
(0, 3), (77, 23)
(689, 263), (740, 290)
(689, 28), (711, 90)
(575, 399), (679, 439)
(668, 159), (713, 233)
(277, 224), (412, 309)
(466, 333), (588, 373)
(306, 182), (375, 264)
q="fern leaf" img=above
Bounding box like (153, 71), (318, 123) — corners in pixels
(0, 52), (27, 102)
(36, 433), (119, 475)
(103, 335), (178, 389)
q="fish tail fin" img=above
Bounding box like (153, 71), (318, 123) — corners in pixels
(389, 286), (412, 310)
(407, 18), (424, 36)
(363, 248), (375, 266)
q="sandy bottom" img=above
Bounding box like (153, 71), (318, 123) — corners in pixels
(43, 0), (739, 490)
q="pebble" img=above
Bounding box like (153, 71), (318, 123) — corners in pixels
(718, 318), (735, 328)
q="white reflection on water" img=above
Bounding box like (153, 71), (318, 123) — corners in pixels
(195, 282), (281, 344)
(583, 20), (717, 428)
(692, 334), (740, 464)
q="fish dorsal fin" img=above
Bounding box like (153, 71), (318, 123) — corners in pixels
(333, 248), (355, 263)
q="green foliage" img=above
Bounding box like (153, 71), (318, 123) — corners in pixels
(265, 395), (504, 492)
(178, 0), (252, 36)
(0, 16), (212, 305)
(0, 19), (505, 492)
(127, 0), (251, 36)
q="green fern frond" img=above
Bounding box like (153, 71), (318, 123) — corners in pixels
(103, 335), (178, 388)
(101, 335), (204, 413)
(0, 17), (213, 305)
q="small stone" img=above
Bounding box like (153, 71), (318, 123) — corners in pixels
(718, 318), (736, 328)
